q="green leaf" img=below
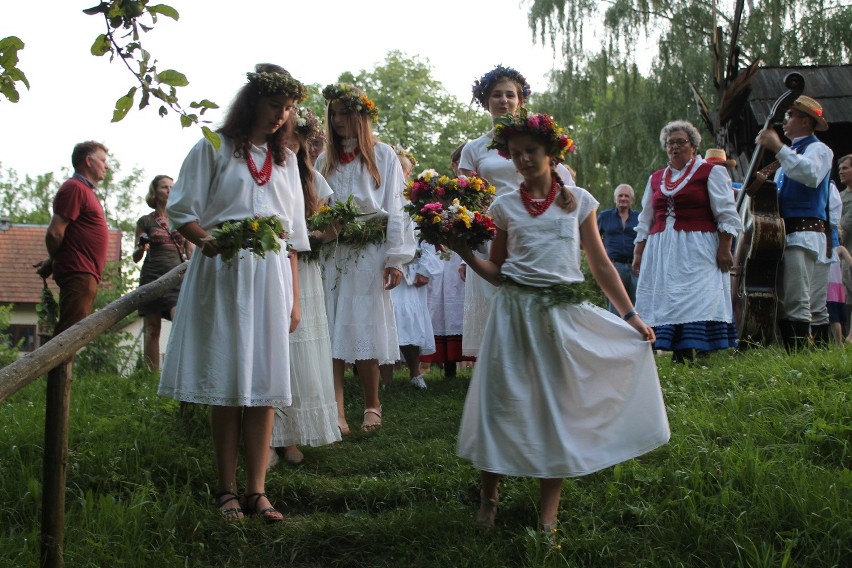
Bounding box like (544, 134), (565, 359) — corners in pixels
(0, 81), (20, 103)
(148, 4), (180, 20)
(82, 2), (109, 16)
(111, 87), (137, 122)
(202, 126), (221, 150)
(156, 69), (188, 87)
(189, 99), (219, 109)
(90, 34), (112, 56)
(179, 114), (192, 128)
(6, 67), (29, 89)
(158, 105), (168, 117)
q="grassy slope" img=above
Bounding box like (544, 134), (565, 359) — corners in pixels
(0, 347), (849, 567)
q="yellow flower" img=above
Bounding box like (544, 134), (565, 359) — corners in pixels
(438, 175), (450, 185)
(249, 220), (260, 232)
(415, 215), (424, 223)
(470, 177), (483, 190)
(319, 205), (332, 214)
(432, 214), (442, 224)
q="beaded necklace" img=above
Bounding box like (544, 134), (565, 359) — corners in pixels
(519, 177), (559, 216)
(246, 145), (273, 186)
(662, 158), (695, 192)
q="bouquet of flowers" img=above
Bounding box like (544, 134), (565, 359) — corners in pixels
(403, 170), (497, 249)
(209, 215), (288, 262)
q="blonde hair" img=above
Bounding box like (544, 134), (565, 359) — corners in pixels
(322, 104), (381, 188)
(145, 175), (172, 209)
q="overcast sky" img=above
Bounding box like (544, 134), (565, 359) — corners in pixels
(1, 0), (566, 199)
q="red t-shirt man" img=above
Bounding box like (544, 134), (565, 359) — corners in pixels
(35, 141), (110, 335)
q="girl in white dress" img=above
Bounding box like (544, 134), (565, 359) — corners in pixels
(458, 66), (575, 357)
(316, 84), (416, 432)
(449, 111), (669, 532)
(379, 149), (442, 390)
(270, 107), (341, 466)
(159, 64), (310, 522)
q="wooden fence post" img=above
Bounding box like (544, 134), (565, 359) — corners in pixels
(40, 360), (74, 568)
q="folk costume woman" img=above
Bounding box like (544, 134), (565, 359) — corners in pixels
(270, 107), (341, 467)
(133, 174), (193, 370)
(449, 111), (669, 532)
(159, 64), (310, 522)
(632, 120), (742, 363)
(316, 83), (416, 433)
(458, 65), (575, 357)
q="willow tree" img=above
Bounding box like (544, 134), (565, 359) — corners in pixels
(526, 0), (852, 200)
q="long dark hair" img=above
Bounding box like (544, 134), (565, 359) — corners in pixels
(285, 119), (319, 217)
(219, 63), (292, 166)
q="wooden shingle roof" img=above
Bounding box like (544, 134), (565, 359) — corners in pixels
(748, 64), (852, 125)
(0, 223), (122, 304)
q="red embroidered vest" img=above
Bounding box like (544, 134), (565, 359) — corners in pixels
(649, 162), (718, 235)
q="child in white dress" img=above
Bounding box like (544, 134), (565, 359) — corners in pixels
(449, 110), (670, 532)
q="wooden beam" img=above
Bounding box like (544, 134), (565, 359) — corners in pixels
(0, 262), (187, 402)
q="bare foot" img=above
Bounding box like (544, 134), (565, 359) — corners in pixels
(283, 445), (304, 464)
(338, 418), (351, 436)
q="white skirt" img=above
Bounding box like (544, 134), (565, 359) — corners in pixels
(321, 242), (399, 364)
(461, 247), (498, 356)
(159, 250), (294, 407)
(272, 260), (341, 447)
(457, 285), (670, 478)
(390, 281), (436, 354)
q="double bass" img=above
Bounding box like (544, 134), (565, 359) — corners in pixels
(731, 72), (804, 346)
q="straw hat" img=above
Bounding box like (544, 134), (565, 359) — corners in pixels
(705, 148), (737, 168)
(791, 95), (828, 131)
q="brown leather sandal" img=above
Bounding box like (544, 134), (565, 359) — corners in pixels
(361, 407), (383, 431)
(214, 491), (244, 522)
(244, 492), (283, 523)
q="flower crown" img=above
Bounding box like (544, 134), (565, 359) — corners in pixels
(489, 109), (575, 162)
(393, 145), (417, 168)
(322, 83), (379, 122)
(292, 106), (321, 140)
(472, 65), (532, 109)
(247, 71), (307, 102)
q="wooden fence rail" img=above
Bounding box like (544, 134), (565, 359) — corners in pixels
(0, 262), (187, 568)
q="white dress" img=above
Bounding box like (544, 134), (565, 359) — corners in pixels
(159, 138), (309, 407)
(315, 142), (416, 363)
(457, 186), (670, 477)
(389, 242), (443, 355)
(272, 172), (341, 447)
(458, 132), (576, 356)
(426, 248), (465, 336)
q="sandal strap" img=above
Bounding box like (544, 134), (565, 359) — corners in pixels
(214, 491), (241, 508)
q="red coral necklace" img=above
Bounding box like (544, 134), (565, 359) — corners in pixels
(520, 178), (559, 216)
(663, 158), (694, 191)
(338, 145), (360, 165)
(247, 145), (273, 186)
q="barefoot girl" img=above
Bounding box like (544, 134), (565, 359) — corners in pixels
(449, 111), (670, 531)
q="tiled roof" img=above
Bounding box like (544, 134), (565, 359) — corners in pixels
(0, 223), (122, 304)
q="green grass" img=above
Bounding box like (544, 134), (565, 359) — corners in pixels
(1, 347), (850, 567)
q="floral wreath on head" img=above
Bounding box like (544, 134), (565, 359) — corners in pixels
(247, 71), (308, 102)
(322, 83), (379, 122)
(393, 145), (417, 169)
(472, 65), (532, 109)
(488, 108), (575, 162)
(292, 106), (321, 140)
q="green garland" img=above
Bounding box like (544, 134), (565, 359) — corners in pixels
(500, 276), (588, 309)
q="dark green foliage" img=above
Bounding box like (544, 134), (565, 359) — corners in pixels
(339, 50), (491, 174)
